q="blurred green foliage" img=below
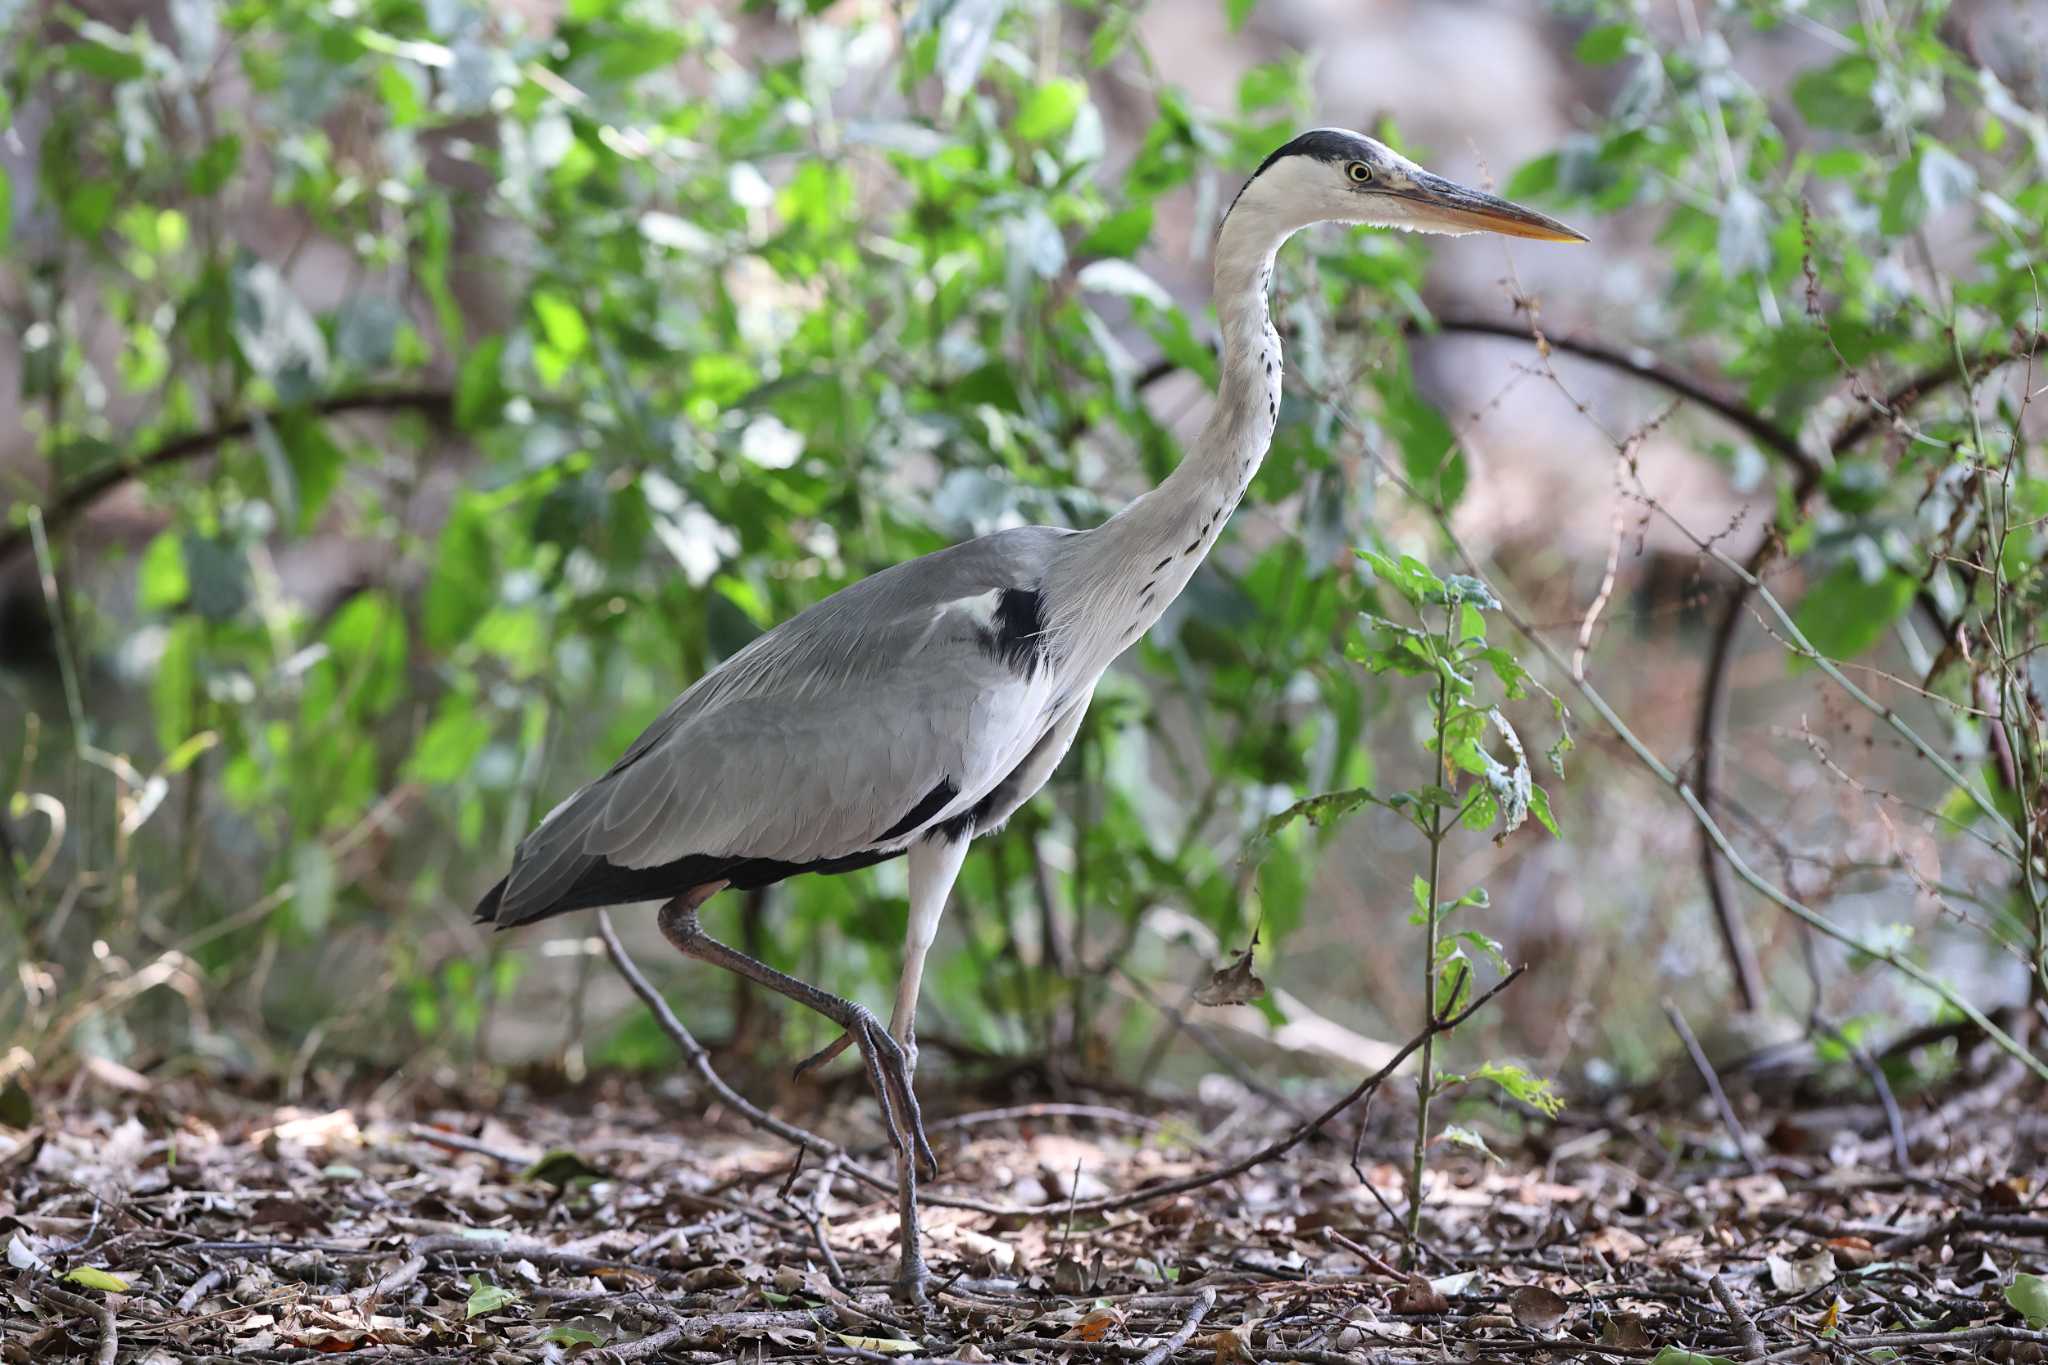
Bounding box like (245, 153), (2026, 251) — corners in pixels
(0, 0), (2042, 1088)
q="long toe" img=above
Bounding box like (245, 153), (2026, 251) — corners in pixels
(861, 1020), (937, 1177)
(791, 1031), (853, 1079)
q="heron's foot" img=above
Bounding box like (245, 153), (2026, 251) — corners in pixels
(794, 1023), (914, 1079)
(797, 1006), (937, 1180)
(893, 1241), (931, 1307)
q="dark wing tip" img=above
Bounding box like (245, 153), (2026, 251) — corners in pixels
(473, 875), (508, 925)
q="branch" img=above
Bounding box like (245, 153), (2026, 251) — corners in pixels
(32, 1283), (117, 1365)
(1474, 574), (2048, 1084)
(1664, 999), (1762, 1176)
(1136, 1287), (1215, 1365)
(947, 965), (1525, 1221)
(1682, 1267), (1766, 1362)
(0, 387), (453, 567)
(1418, 314), (1817, 480)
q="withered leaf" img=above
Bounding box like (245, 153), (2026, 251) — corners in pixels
(1510, 1283), (1569, 1332)
(1064, 1307), (1125, 1342)
(1390, 1275), (1450, 1314)
(1193, 946), (1266, 1007)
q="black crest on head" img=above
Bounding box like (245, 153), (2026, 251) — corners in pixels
(1227, 129), (1375, 216)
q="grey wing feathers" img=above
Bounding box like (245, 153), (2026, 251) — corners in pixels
(491, 527), (1071, 923)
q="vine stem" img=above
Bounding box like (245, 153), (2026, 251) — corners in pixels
(1406, 627), (1453, 1254)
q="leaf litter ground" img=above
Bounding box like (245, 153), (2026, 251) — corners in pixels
(4, 1056), (2047, 1363)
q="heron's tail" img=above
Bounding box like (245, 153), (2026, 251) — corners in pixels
(473, 875), (509, 926)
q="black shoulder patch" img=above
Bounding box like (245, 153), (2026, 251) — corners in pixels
(878, 777), (959, 843)
(983, 586), (1047, 675)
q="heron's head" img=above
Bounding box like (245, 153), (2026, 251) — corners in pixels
(1227, 128), (1585, 245)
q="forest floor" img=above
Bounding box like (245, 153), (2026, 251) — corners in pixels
(7, 1033), (2048, 1365)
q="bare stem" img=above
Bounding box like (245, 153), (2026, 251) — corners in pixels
(1406, 647), (1452, 1256)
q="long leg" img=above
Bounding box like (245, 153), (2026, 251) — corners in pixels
(655, 883), (936, 1177)
(885, 834), (971, 1304)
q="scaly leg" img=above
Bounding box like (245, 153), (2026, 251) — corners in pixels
(656, 884), (935, 1178)
(886, 835), (970, 1305)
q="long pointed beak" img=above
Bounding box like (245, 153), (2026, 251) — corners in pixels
(1397, 171), (1587, 243)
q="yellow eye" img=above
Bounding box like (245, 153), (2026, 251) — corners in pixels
(1346, 161), (1372, 183)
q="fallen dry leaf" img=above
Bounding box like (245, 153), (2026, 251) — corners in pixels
(1510, 1283), (1569, 1332)
(1601, 1312), (1653, 1349)
(1065, 1307), (1125, 1342)
(1767, 1248), (1836, 1295)
(1825, 1236), (1875, 1268)
(1390, 1276), (1450, 1314)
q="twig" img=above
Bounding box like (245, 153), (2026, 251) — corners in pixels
(353, 1252), (427, 1305)
(0, 387), (454, 567)
(1683, 1267), (1767, 1361)
(407, 1123), (530, 1165)
(1318, 1228), (1405, 1280)
(1136, 1287), (1215, 1365)
(1417, 314), (1817, 479)
(1663, 1000), (1762, 1175)
(32, 1283), (117, 1365)
(949, 965), (1525, 1220)
(176, 1266), (227, 1313)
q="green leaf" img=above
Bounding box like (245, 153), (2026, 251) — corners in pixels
(1223, 0), (1255, 33)
(1256, 787), (1378, 840)
(2009, 1273), (2048, 1330)
(279, 414), (345, 534)
(161, 731), (219, 776)
(63, 28), (146, 81)
(404, 694), (493, 785)
(187, 134), (242, 196)
(455, 336), (507, 430)
(377, 62), (425, 126)
(465, 1274), (520, 1318)
(138, 532), (189, 611)
(1373, 357), (1464, 509)
(60, 1266), (130, 1293)
(1789, 561), (1917, 663)
(530, 289), (589, 362)
(62, 182), (117, 238)
(594, 26), (688, 81)
(1015, 78), (1085, 141)
(1505, 153), (1559, 201)
(1574, 24), (1631, 65)
(423, 496), (495, 651)
(1079, 204), (1153, 258)
(541, 1324), (611, 1347)
(151, 617), (202, 752)
(1355, 550), (1445, 606)
(1528, 784), (1560, 838)
(1472, 1061), (1564, 1117)
(1437, 1123), (1500, 1161)
(1791, 56), (1880, 132)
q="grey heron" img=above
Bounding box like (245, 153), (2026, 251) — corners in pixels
(476, 127), (1583, 1300)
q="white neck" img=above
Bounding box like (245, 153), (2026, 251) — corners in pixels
(1043, 202), (1298, 671)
